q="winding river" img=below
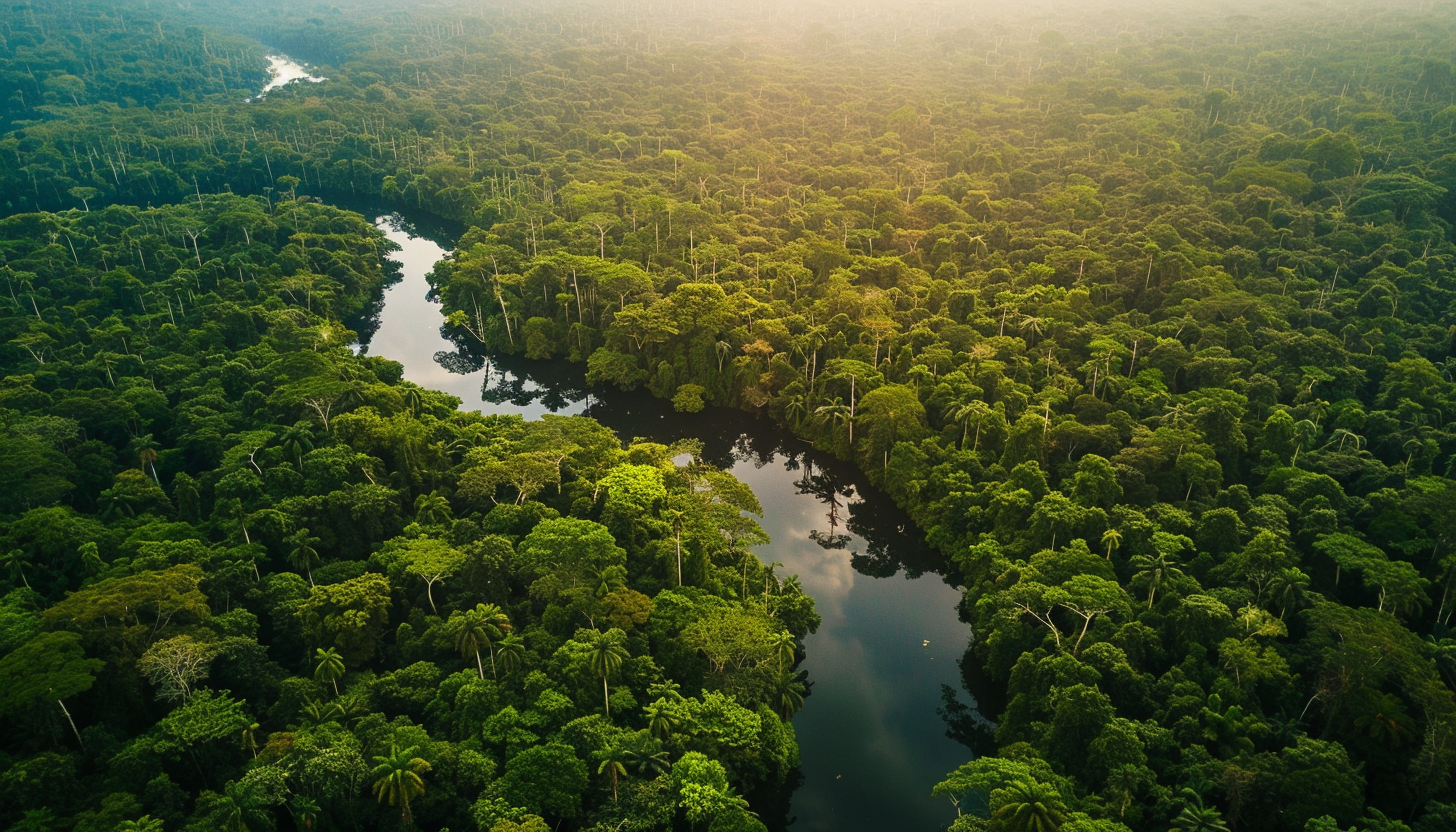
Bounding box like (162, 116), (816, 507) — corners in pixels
(262, 44), (975, 832)
(360, 214), (973, 831)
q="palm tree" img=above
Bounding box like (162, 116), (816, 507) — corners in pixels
(1130, 552), (1183, 609)
(451, 603), (512, 679)
(773, 672), (806, 720)
(403, 386), (424, 416)
(769, 631), (796, 674)
(413, 490), (452, 526)
(594, 564), (628, 598)
(371, 742), (432, 826)
(222, 780), (272, 832)
(288, 796), (320, 832)
(334, 692), (371, 727)
(301, 697), (345, 726)
(241, 722), (260, 758)
(992, 778), (1067, 832)
(645, 697), (680, 740)
(287, 529), (321, 586)
(596, 744), (630, 802)
(588, 630), (630, 718)
(1, 549), (32, 590)
(783, 393), (810, 430)
(1170, 790), (1230, 832)
(495, 633), (527, 676)
(815, 399), (852, 444)
(1101, 527), (1122, 561)
(802, 323), (829, 382)
(624, 746), (671, 778)
(129, 434), (162, 485)
(313, 647), (345, 697)
(950, 400), (991, 451)
(648, 679), (686, 702)
(1267, 567), (1311, 619)
(1019, 314), (1045, 344)
(279, 424), (314, 473)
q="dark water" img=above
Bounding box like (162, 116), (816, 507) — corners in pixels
(358, 214), (973, 832)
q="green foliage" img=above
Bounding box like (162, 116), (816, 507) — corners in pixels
(498, 743), (588, 820)
(8, 0), (1456, 829)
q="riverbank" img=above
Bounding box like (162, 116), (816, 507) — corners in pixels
(362, 214), (975, 832)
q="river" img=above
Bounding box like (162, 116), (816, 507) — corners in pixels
(355, 213), (975, 831)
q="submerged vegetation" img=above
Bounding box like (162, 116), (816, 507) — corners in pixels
(4, 0), (1456, 830)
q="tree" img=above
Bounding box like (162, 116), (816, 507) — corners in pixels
(0, 631), (103, 749)
(596, 744), (629, 802)
(1, 548), (33, 590)
(129, 434), (162, 485)
(396, 537), (467, 614)
(773, 672), (806, 720)
(993, 778), (1068, 832)
(625, 746), (672, 778)
(68, 186), (98, 211)
(1362, 558), (1429, 618)
(500, 743), (588, 820)
(295, 571), (391, 665)
(1170, 789), (1230, 832)
(588, 629), (630, 717)
(449, 603), (512, 678)
(1051, 575), (1130, 654)
(1129, 551), (1183, 609)
(857, 384), (929, 470)
(683, 606), (778, 673)
(287, 528), (322, 586)
(279, 424), (314, 473)
(1268, 567), (1312, 618)
(1101, 528), (1122, 561)
(496, 633), (527, 676)
(43, 564), (210, 649)
(371, 742), (431, 826)
(672, 751), (739, 828)
(952, 400), (993, 451)
(1073, 455), (1123, 509)
(646, 697), (681, 739)
(413, 490), (452, 526)
(138, 635), (215, 701)
(664, 506), (687, 586)
(313, 647), (345, 696)
(769, 630), (797, 673)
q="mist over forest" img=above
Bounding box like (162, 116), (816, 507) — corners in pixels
(3, 1), (1456, 831)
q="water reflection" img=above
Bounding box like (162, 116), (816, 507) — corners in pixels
(360, 214), (974, 832)
(250, 55), (326, 101)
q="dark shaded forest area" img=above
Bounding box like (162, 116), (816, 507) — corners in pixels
(3, 0), (1456, 831)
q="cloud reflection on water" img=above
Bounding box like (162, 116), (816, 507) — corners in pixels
(363, 217), (974, 832)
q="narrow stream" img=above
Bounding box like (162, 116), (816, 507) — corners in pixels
(357, 214), (974, 831)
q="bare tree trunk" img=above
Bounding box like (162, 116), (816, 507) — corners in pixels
(57, 699), (84, 750)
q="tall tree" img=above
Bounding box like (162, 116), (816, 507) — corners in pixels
(371, 742), (432, 826)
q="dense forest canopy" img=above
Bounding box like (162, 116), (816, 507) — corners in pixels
(4, 0), (1456, 831)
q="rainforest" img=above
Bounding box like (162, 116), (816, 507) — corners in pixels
(3, 1), (1456, 831)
